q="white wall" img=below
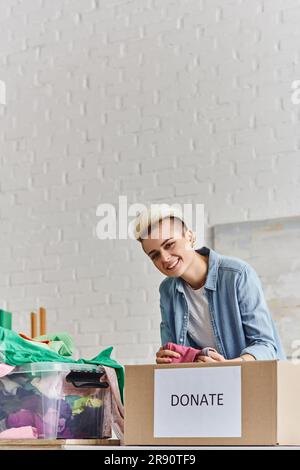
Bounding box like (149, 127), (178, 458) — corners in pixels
(0, 0), (299, 364)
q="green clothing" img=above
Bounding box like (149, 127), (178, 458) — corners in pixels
(35, 333), (74, 357)
(0, 327), (124, 402)
(65, 395), (79, 409)
(72, 397), (102, 415)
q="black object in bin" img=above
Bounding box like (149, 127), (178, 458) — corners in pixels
(65, 369), (109, 389)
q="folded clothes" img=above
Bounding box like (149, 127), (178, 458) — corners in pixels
(6, 409), (44, 435)
(163, 342), (217, 363)
(0, 425), (38, 439)
(34, 333), (74, 357)
(19, 333), (74, 357)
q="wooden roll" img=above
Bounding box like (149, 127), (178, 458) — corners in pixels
(39, 307), (46, 336)
(31, 312), (37, 338)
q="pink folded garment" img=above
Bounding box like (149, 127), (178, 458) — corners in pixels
(101, 366), (124, 445)
(163, 342), (217, 363)
(0, 426), (38, 439)
(0, 363), (15, 378)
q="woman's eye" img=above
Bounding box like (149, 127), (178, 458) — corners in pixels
(166, 242), (175, 249)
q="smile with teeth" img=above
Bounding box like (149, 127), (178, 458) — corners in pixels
(166, 258), (180, 270)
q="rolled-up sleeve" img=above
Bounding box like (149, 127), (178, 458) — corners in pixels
(237, 264), (278, 360)
(159, 283), (175, 346)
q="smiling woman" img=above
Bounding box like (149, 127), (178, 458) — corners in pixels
(133, 204), (286, 366)
(134, 206), (199, 281)
(141, 219), (203, 286)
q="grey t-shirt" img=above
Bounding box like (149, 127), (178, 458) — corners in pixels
(183, 282), (217, 350)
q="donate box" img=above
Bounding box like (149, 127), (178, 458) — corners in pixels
(124, 361), (300, 446)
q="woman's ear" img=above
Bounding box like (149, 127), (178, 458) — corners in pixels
(192, 232), (196, 247)
(185, 229), (195, 247)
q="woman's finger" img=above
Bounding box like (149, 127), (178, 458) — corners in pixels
(196, 355), (216, 363)
(208, 351), (225, 361)
(156, 349), (181, 359)
(156, 357), (173, 364)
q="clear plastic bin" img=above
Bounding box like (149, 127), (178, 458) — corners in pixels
(0, 362), (109, 439)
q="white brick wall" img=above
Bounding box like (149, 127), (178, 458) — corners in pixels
(0, 0), (299, 365)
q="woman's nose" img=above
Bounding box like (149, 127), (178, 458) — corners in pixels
(160, 250), (171, 263)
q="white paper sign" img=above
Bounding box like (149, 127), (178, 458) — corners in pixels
(154, 366), (241, 438)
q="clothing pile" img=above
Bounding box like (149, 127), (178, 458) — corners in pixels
(0, 365), (104, 439)
(0, 327), (124, 442)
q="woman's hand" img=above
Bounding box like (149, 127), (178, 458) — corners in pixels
(195, 351), (226, 363)
(156, 346), (181, 364)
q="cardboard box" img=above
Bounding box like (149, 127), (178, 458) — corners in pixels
(124, 361), (300, 446)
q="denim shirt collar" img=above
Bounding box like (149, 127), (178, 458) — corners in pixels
(174, 246), (219, 293)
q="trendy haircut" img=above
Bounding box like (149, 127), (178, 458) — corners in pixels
(137, 216), (188, 243)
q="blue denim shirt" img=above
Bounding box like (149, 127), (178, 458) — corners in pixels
(159, 247), (286, 360)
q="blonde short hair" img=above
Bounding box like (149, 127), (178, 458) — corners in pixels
(133, 205), (187, 242)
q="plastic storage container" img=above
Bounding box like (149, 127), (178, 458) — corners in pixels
(0, 362), (109, 439)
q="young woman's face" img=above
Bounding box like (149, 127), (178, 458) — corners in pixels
(141, 218), (195, 277)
